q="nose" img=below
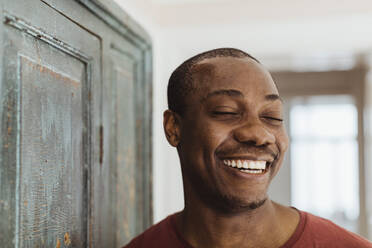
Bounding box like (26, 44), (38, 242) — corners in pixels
(233, 121), (275, 146)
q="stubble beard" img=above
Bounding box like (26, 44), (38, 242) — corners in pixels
(204, 188), (268, 214)
(187, 171), (269, 215)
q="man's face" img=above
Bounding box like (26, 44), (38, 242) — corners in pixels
(174, 57), (288, 212)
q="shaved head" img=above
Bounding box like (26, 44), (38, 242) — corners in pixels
(167, 48), (260, 115)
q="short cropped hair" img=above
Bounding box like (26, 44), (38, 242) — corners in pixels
(167, 48), (260, 115)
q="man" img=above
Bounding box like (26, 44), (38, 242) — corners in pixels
(124, 48), (372, 248)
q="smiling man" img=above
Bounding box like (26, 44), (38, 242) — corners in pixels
(124, 48), (372, 248)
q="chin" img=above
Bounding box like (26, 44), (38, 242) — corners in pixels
(210, 191), (268, 214)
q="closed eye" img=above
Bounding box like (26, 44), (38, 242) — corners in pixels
(212, 111), (239, 115)
(263, 116), (283, 122)
(261, 116), (283, 126)
(211, 111), (241, 121)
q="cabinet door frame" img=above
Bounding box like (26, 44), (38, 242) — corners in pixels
(0, 0), (152, 247)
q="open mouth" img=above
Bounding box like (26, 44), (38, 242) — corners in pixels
(222, 159), (269, 175)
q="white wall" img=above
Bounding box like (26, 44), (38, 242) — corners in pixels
(114, 0), (372, 225)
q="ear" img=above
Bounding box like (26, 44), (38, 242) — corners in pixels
(163, 110), (181, 147)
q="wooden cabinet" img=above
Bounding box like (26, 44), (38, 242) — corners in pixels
(0, 0), (152, 247)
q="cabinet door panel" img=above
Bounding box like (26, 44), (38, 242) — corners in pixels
(18, 56), (85, 246)
(0, 6), (100, 247)
(110, 46), (138, 245)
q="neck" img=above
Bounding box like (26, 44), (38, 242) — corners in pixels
(176, 199), (298, 248)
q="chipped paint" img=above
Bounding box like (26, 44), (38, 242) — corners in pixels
(22, 57), (80, 88)
(64, 232), (71, 245)
(99, 125), (103, 165)
(16, 47), (84, 246)
(56, 238), (61, 248)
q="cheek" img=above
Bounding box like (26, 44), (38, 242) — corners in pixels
(179, 121), (210, 161)
(181, 120), (229, 166)
(276, 127), (289, 153)
(203, 119), (234, 150)
(271, 131), (289, 178)
(202, 124), (227, 146)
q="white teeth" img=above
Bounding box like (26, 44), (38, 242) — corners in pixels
(240, 169), (263, 174)
(223, 159), (267, 171)
(237, 160), (242, 168)
(252, 161), (261, 169)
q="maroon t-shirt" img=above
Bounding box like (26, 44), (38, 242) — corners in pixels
(123, 210), (372, 248)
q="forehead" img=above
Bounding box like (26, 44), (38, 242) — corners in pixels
(191, 57), (278, 97)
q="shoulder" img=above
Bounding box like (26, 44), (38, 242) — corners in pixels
(121, 213), (182, 248)
(298, 211), (372, 247)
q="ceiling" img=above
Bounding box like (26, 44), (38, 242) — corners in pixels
(114, 0), (372, 61)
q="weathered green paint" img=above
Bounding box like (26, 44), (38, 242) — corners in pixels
(0, 0), (152, 247)
(110, 47), (139, 245)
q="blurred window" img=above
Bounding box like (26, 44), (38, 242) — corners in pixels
(290, 95), (359, 233)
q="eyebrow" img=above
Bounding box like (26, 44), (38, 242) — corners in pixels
(265, 94), (283, 102)
(202, 89), (243, 102)
(202, 89), (283, 103)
